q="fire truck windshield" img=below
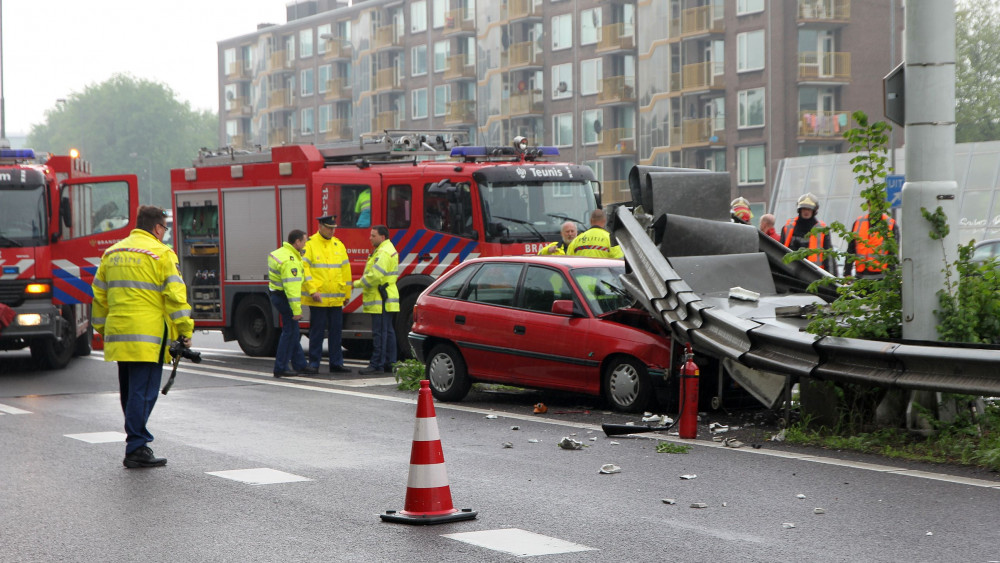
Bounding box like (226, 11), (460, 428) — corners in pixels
(0, 184), (47, 246)
(479, 180), (598, 242)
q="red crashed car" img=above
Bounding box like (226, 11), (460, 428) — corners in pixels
(408, 256), (674, 412)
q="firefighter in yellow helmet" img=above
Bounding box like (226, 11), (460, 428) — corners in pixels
(730, 197), (753, 225)
(568, 209), (624, 259)
(780, 193), (835, 272)
(269, 229), (309, 378)
(91, 205), (193, 469)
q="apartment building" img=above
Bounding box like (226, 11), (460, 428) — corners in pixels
(218, 0), (903, 207)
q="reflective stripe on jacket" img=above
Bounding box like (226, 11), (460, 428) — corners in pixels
(353, 239), (399, 313)
(852, 214), (896, 274)
(302, 232), (351, 307)
(268, 242), (304, 315)
(91, 228), (193, 363)
(567, 227), (624, 259)
(782, 217), (829, 267)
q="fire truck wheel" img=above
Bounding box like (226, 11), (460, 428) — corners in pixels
(29, 308), (75, 370)
(603, 356), (653, 413)
(74, 325), (93, 357)
(234, 295), (279, 357)
(427, 343), (471, 402)
(394, 292), (420, 360)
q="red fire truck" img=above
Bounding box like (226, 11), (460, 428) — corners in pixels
(0, 147), (139, 368)
(169, 131), (600, 357)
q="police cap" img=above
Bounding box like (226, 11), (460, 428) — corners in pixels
(317, 215), (338, 228)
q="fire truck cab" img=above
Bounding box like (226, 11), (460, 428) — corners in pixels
(0, 147), (139, 368)
(170, 132), (600, 358)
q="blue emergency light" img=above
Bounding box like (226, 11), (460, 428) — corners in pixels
(0, 148), (36, 159)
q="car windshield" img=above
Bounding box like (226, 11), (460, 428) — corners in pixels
(0, 184), (47, 246)
(570, 266), (631, 315)
(479, 181), (597, 242)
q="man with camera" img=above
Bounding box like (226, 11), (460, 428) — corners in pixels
(92, 205), (193, 469)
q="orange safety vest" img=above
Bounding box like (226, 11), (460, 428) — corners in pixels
(782, 217), (828, 267)
(852, 214), (896, 273)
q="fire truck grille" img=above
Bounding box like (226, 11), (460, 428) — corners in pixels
(0, 281), (27, 307)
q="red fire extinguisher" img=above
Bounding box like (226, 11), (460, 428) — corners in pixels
(678, 343), (699, 439)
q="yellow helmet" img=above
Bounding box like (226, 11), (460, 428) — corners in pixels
(797, 192), (819, 211)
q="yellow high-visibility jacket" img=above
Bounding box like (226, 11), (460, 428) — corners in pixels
(268, 241), (305, 315)
(91, 229), (193, 363)
(353, 239), (399, 313)
(302, 232), (351, 307)
(538, 241), (570, 256)
(568, 227), (624, 259)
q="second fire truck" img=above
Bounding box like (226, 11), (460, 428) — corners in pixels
(169, 131), (600, 358)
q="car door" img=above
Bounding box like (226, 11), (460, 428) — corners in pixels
(508, 265), (598, 395)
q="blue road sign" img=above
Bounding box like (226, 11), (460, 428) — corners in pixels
(886, 175), (904, 208)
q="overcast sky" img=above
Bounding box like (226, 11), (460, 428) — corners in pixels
(1, 0), (292, 135)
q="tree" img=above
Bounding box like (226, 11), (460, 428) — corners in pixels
(27, 74), (217, 208)
(956, 1), (1000, 142)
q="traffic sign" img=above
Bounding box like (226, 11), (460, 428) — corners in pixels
(886, 174), (904, 208)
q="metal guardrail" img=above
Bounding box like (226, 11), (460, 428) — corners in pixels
(614, 206), (1000, 397)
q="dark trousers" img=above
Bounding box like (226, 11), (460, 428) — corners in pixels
(308, 305), (344, 368)
(118, 361), (163, 455)
(369, 312), (397, 371)
(270, 291), (306, 373)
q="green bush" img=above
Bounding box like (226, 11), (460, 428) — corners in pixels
(392, 359), (426, 391)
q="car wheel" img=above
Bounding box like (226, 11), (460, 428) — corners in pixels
(426, 344), (471, 402)
(603, 356), (653, 413)
(234, 294), (279, 357)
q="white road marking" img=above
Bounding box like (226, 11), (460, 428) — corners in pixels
(443, 529), (596, 557)
(65, 431), (126, 444)
(0, 403), (32, 415)
(206, 468), (311, 485)
(83, 354), (1000, 490)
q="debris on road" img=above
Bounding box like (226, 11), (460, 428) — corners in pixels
(533, 403), (548, 414)
(609, 441), (620, 445)
(709, 422), (729, 434)
(814, 508), (826, 514)
(528, 439), (541, 443)
(485, 414), (498, 419)
(722, 438), (744, 448)
(502, 442), (513, 449)
(558, 437), (584, 450)
(690, 503), (708, 509)
(588, 436), (598, 442)
(662, 498), (677, 505)
(782, 523), (796, 529)
(680, 474), (697, 480)
(642, 413), (672, 424)
(796, 494), (806, 499)
(771, 429), (787, 442)
(510, 425), (519, 430)
(599, 464), (621, 474)
(926, 531), (933, 536)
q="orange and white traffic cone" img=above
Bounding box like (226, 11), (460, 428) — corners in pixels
(380, 379), (477, 525)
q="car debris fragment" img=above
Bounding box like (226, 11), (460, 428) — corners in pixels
(708, 422), (729, 434)
(796, 494), (806, 499)
(510, 425), (520, 430)
(599, 464), (621, 474)
(782, 523), (796, 529)
(485, 414), (498, 419)
(813, 508), (826, 514)
(690, 503), (708, 509)
(502, 442), (513, 449)
(723, 438), (744, 448)
(558, 437), (584, 450)
(662, 499), (677, 505)
(680, 474), (697, 480)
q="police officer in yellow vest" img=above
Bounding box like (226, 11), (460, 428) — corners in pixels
(92, 205), (193, 469)
(568, 209), (624, 258)
(269, 229), (309, 377)
(302, 215), (352, 374)
(538, 221), (578, 256)
(354, 225), (399, 375)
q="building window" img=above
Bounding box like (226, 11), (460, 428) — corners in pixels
(434, 85), (450, 117)
(432, 0), (446, 28)
(737, 0), (765, 15)
(318, 65), (332, 93)
(738, 145), (765, 185)
(580, 58), (602, 96)
(737, 30), (765, 72)
(553, 113), (573, 147)
(299, 29), (313, 58)
(412, 88), (428, 119)
(317, 24), (331, 54)
(411, 1), (427, 32)
(581, 8), (601, 45)
(412, 44), (428, 76)
(301, 69), (315, 97)
(552, 13), (573, 51)
(738, 88), (765, 128)
(552, 63), (573, 99)
(582, 109), (603, 145)
(301, 108), (315, 134)
(433, 41), (449, 72)
(319, 105), (332, 132)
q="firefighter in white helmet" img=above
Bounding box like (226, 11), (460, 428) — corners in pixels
(780, 193), (835, 272)
(730, 197), (753, 225)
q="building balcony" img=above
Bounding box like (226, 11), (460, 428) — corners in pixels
(373, 25), (401, 50)
(596, 23), (636, 53)
(268, 88), (290, 110)
(444, 9), (476, 35)
(323, 78), (352, 101)
(679, 61), (725, 93)
(507, 0), (542, 21)
(268, 51), (291, 73)
(444, 99), (476, 125)
(225, 98), (252, 117)
(798, 52), (852, 81)
(374, 68), (401, 92)
(322, 39), (352, 60)
(323, 119), (352, 141)
(375, 111), (399, 132)
(506, 92), (543, 116)
(797, 0), (851, 23)
(680, 5), (724, 37)
(596, 128), (636, 157)
(669, 118), (725, 148)
(597, 76), (636, 105)
(798, 110), (851, 138)
(502, 41), (542, 69)
(444, 55), (476, 81)
(226, 62), (250, 81)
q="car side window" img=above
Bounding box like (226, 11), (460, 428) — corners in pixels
(431, 264), (478, 298)
(521, 265), (574, 313)
(465, 263), (522, 307)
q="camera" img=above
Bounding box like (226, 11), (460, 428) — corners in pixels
(169, 339), (202, 364)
